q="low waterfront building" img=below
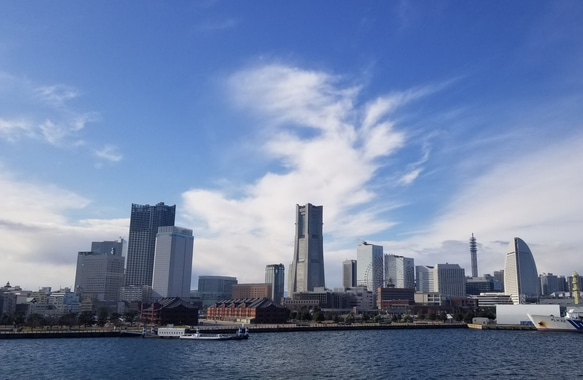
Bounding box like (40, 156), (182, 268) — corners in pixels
(377, 287), (415, 310)
(474, 293), (513, 308)
(140, 297), (199, 326)
(207, 298), (288, 324)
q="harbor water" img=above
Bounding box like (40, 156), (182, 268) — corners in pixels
(0, 328), (579, 379)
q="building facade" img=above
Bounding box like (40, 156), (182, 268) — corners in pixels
(342, 259), (357, 288)
(152, 226), (194, 299)
(416, 266), (435, 292)
(356, 242), (384, 293)
(74, 241), (125, 303)
(288, 204), (325, 294)
(207, 298), (288, 324)
(197, 276), (238, 308)
(265, 264), (285, 304)
(384, 254), (415, 289)
(125, 202), (176, 288)
(232, 283), (272, 299)
(435, 264), (466, 297)
(504, 237), (540, 304)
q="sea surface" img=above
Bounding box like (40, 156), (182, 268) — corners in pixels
(0, 329), (579, 379)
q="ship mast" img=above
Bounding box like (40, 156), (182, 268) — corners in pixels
(573, 272), (580, 305)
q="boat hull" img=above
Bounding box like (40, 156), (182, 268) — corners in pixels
(527, 314), (583, 332)
(179, 333), (249, 341)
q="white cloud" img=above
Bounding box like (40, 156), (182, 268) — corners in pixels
(0, 71), (105, 149)
(396, 131), (583, 277)
(183, 64), (438, 287)
(0, 118), (33, 142)
(0, 164), (129, 289)
(95, 144), (123, 162)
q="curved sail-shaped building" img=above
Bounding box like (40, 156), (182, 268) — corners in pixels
(504, 237), (540, 304)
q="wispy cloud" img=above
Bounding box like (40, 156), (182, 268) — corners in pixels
(197, 18), (239, 31)
(0, 71), (103, 149)
(393, 131), (583, 277)
(182, 63), (441, 285)
(95, 144), (123, 162)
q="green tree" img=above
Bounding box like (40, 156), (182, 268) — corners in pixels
(428, 313), (437, 321)
(1, 313), (14, 325)
(123, 310), (138, 326)
(78, 311), (95, 327)
(58, 312), (78, 329)
(312, 311), (325, 322)
(344, 313), (354, 324)
(97, 310), (109, 327)
(13, 312), (25, 327)
(109, 312), (122, 326)
(26, 313), (46, 329)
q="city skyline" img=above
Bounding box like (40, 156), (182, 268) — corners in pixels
(1, 2), (583, 290)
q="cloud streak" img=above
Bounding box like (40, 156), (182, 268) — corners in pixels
(182, 64), (439, 286)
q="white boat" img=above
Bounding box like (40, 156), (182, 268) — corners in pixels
(179, 327), (249, 340)
(528, 308), (583, 332)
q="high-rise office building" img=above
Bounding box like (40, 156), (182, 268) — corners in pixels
(416, 265), (435, 292)
(74, 239), (125, 302)
(470, 233), (478, 278)
(384, 254), (415, 289)
(265, 264), (285, 304)
(288, 203), (325, 294)
(435, 264), (466, 297)
(151, 226), (194, 299)
(125, 202), (176, 287)
(342, 260), (357, 288)
(197, 275), (238, 308)
(504, 237), (540, 304)
(356, 242), (384, 293)
(539, 273), (559, 296)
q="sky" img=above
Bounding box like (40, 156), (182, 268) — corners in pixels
(1, 1), (583, 292)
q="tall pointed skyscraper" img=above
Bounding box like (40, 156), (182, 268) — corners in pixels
(470, 233), (478, 278)
(288, 203), (325, 295)
(504, 237), (540, 304)
(125, 202), (176, 287)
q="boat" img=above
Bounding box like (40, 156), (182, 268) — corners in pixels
(179, 327), (249, 340)
(527, 308), (583, 332)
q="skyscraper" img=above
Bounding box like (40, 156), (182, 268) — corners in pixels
(356, 242), (384, 293)
(125, 202), (176, 287)
(470, 233), (478, 278)
(435, 263), (466, 297)
(384, 254), (415, 289)
(265, 264), (285, 304)
(151, 226), (194, 299)
(74, 239), (125, 303)
(342, 259), (357, 288)
(288, 203), (325, 294)
(416, 265), (435, 292)
(504, 237), (540, 304)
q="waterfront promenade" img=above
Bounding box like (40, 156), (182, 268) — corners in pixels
(0, 321), (467, 339)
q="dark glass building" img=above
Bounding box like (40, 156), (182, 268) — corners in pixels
(125, 202), (176, 287)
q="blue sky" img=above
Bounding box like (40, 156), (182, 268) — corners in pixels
(1, 1), (582, 290)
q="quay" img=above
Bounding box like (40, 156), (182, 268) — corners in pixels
(1, 323), (466, 339)
(467, 323), (535, 331)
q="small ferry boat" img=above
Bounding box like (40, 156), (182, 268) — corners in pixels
(179, 327), (249, 341)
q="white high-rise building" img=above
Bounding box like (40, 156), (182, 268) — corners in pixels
(356, 242), (384, 293)
(384, 254), (415, 289)
(152, 226), (194, 299)
(504, 237), (540, 304)
(416, 265), (435, 292)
